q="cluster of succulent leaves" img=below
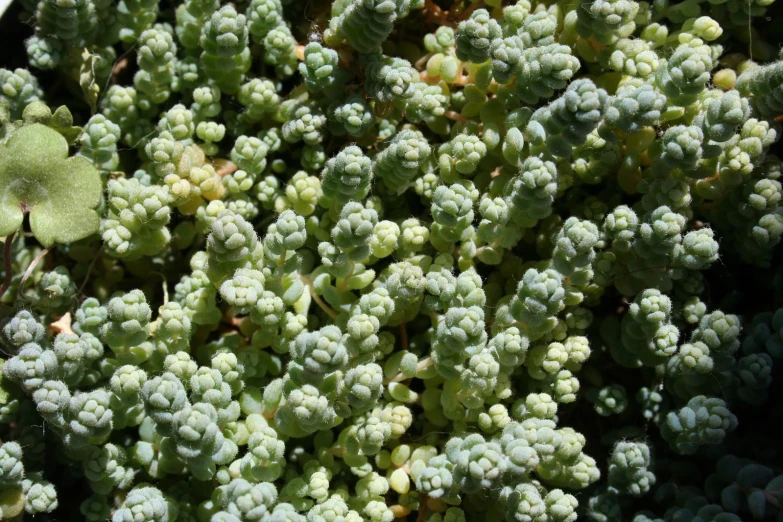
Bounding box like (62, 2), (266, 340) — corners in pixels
(1, 0), (783, 520)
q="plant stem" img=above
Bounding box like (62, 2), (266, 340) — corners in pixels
(300, 275), (339, 320)
(262, 407), (279, 421)
(452, 0), (482, 21)
(763, 489), (780, 508)
(17, 247), (49, 299)
(416, 494), (429, 522)
(153, 272), (169, 305)
(385, 356), (434, 383)
(338, 261), (354, 294)
(444, 110), (468, 122)
(78, 249), (101, 295)
(215, 159), (238, 177)
(414, 52), (433, 70)
(0, 231), (16, 301)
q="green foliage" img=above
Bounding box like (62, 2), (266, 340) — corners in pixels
(329, 0), (411, 54)
(1, 1), (783, 521)
(0, 110), (101, 247)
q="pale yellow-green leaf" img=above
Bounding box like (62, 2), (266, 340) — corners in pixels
(0, 487), (25, 518)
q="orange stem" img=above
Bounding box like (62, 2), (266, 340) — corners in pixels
(444, 111), (468, 123)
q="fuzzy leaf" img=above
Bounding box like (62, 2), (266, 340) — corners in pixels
(21, 102), (82, 144)
(0, 123), (102, 247)
(0, 487), (25, 518)
(49, 105), (83, 144)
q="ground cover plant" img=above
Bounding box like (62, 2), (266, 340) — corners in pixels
(1, 0), (783, 520)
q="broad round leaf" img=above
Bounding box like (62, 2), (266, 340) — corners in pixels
(0, 123), (101, 247)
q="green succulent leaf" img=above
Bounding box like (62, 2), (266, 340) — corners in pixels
(0, 123), (102, 247)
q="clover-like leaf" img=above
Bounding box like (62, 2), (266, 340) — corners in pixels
(0, 103), (14, 141)
(0, 123), (102, 247)
(20, 102), (82, 145)
(49, 106), (83, 145)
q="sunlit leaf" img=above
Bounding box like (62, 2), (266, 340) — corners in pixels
(0, 123), (102, 247)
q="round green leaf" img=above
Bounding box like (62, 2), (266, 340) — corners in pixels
(0, 123), (101, 247)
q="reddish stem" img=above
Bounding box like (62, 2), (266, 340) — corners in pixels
(444, 111), (468, 123)
(452, 1), (482, 21)
(416, 495), (429, 522)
